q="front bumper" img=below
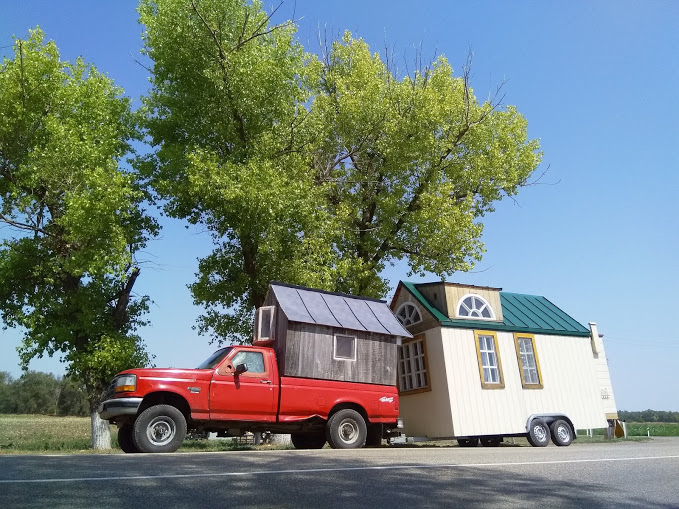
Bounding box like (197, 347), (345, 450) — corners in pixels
(98, 397), (143, 421)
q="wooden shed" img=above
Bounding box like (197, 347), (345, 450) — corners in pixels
(253, 283), (412, 386)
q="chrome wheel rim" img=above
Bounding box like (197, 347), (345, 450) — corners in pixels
(147, 417), (176, 446)
(338, 419), (359, 444)
(533, 424), (547, 443)
(557, 424), (571, 443)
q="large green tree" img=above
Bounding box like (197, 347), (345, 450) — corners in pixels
(0, 29), (156, 448)
(139, 0), (541, 344)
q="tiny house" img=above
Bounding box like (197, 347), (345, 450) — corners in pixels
(253, 282), (411, 386)
(390, 281), (618, 446)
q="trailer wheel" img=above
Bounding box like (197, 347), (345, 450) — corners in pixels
(527, 419), (550, 447)
(549, 419), (573, 446)
(291, 432), (326, 449)
(457, 437), (479, 447)
(480, 436), (502, 447)
(117, 424), (139, 453)
(133, 404), (186, 453)
(326, 409), (367, 449)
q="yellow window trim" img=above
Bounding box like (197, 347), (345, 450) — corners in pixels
(398, 334), (432, 395)
(513, 333), (544, 389)
(474, 330), (505, 389)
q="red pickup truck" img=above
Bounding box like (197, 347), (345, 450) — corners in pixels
(99, 344), (403, 453)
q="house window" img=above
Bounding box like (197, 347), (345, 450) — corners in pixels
(254, 306), (275, 342)
(474, 330), (504, 389)
(334, 334), (356, 361)
(458, 294), (495, 320)
(398, 335), (430, 393)
(396, 302), (423, 326)
(514, 334), (543, 389)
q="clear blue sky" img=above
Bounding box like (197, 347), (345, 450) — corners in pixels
(1, 1), (677, 411)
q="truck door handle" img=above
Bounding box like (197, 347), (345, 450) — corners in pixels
(260, 380), (272, 384)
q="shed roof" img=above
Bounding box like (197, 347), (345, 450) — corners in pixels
(270, 283), (412, 338)
(399, 281), (590, 337)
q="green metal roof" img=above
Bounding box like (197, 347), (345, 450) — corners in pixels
(400, 281), (590, 337)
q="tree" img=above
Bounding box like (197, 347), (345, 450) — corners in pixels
(0, 29), (157, 448)
(139, 0), (541, 344)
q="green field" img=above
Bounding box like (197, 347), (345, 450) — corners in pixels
(0, 414), (279, 454)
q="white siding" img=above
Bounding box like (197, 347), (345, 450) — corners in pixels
(399, 328), (455, 438)
(436, 327), (609, 438)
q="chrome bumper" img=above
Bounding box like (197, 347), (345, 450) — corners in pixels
(98, 397), (143, 421)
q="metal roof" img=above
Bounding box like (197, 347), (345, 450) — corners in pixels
(399, 281), (590, 337)
(270, 283), (412, 338)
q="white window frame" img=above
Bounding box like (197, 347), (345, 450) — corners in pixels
(254, 306), (275, 342)
(333, 334), (357, 361)
(395, 302), (423, 326)
(457, 294), (496, 320)
(398, 335), (430, 393)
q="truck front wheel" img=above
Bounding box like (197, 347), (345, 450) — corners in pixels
(118, 424), (139, 453)
(133, 404), (187, 453)
(326, 409), (367, 449)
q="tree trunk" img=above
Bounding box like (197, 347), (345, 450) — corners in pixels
(90, 410), (111, 450)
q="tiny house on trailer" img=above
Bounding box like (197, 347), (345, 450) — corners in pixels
(253, 282), (412, 385)
(390, 281), (618, 447)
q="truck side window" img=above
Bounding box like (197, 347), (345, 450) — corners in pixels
(231, 351), (266, 374)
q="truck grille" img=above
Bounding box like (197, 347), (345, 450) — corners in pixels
(105, 377), (117, 400)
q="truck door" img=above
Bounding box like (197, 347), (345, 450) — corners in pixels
(210, 348), (276, 422)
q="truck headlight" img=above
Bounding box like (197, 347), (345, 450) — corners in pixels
(114, 375), (136, 393)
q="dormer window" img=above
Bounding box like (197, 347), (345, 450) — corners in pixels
(457, 294), (495, 320)
(396, 302), (422, 326)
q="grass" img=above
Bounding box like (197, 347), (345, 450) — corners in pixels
(0, 414), (291, 454)
(0, 415), (676, 454)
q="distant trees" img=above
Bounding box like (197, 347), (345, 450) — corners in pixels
(618, 410), (679, 423)
(0, 371), (89, 416)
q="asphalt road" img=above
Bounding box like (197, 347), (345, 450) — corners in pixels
(1, 438), (678, 509)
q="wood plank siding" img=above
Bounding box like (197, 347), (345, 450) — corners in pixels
(282, 322), (397, 385)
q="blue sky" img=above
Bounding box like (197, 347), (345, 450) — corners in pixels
(1, 0), (677, 411)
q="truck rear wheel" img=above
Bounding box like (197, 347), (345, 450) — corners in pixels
(118, 424), (139, 453)
(291, 432), (326, 449)
(326, 409), (367, 449)
(133, 404), (187, 453)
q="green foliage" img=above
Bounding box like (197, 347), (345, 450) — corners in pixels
(139, 1), (541, 344)
(0, 371), (88, 416)
(0, 29), (157, 407)
(618, 410), (679, 423)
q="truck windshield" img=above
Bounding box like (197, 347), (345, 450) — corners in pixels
(196, 348), (232, 369)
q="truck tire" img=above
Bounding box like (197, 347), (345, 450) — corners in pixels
(118, 424), (139, 453)
(480, 436), (502, 447)
(527, 419), (550, 447)
(365, 424), (383, 447)
(133, 404), (187, 453)
(326, 409), (367, 449)
(457, 437), (479, 447)
(291, 432), (326, 449)
(549, 419), (573, 446)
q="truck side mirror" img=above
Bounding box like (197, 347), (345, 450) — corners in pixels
(235, 363), (248, 375)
